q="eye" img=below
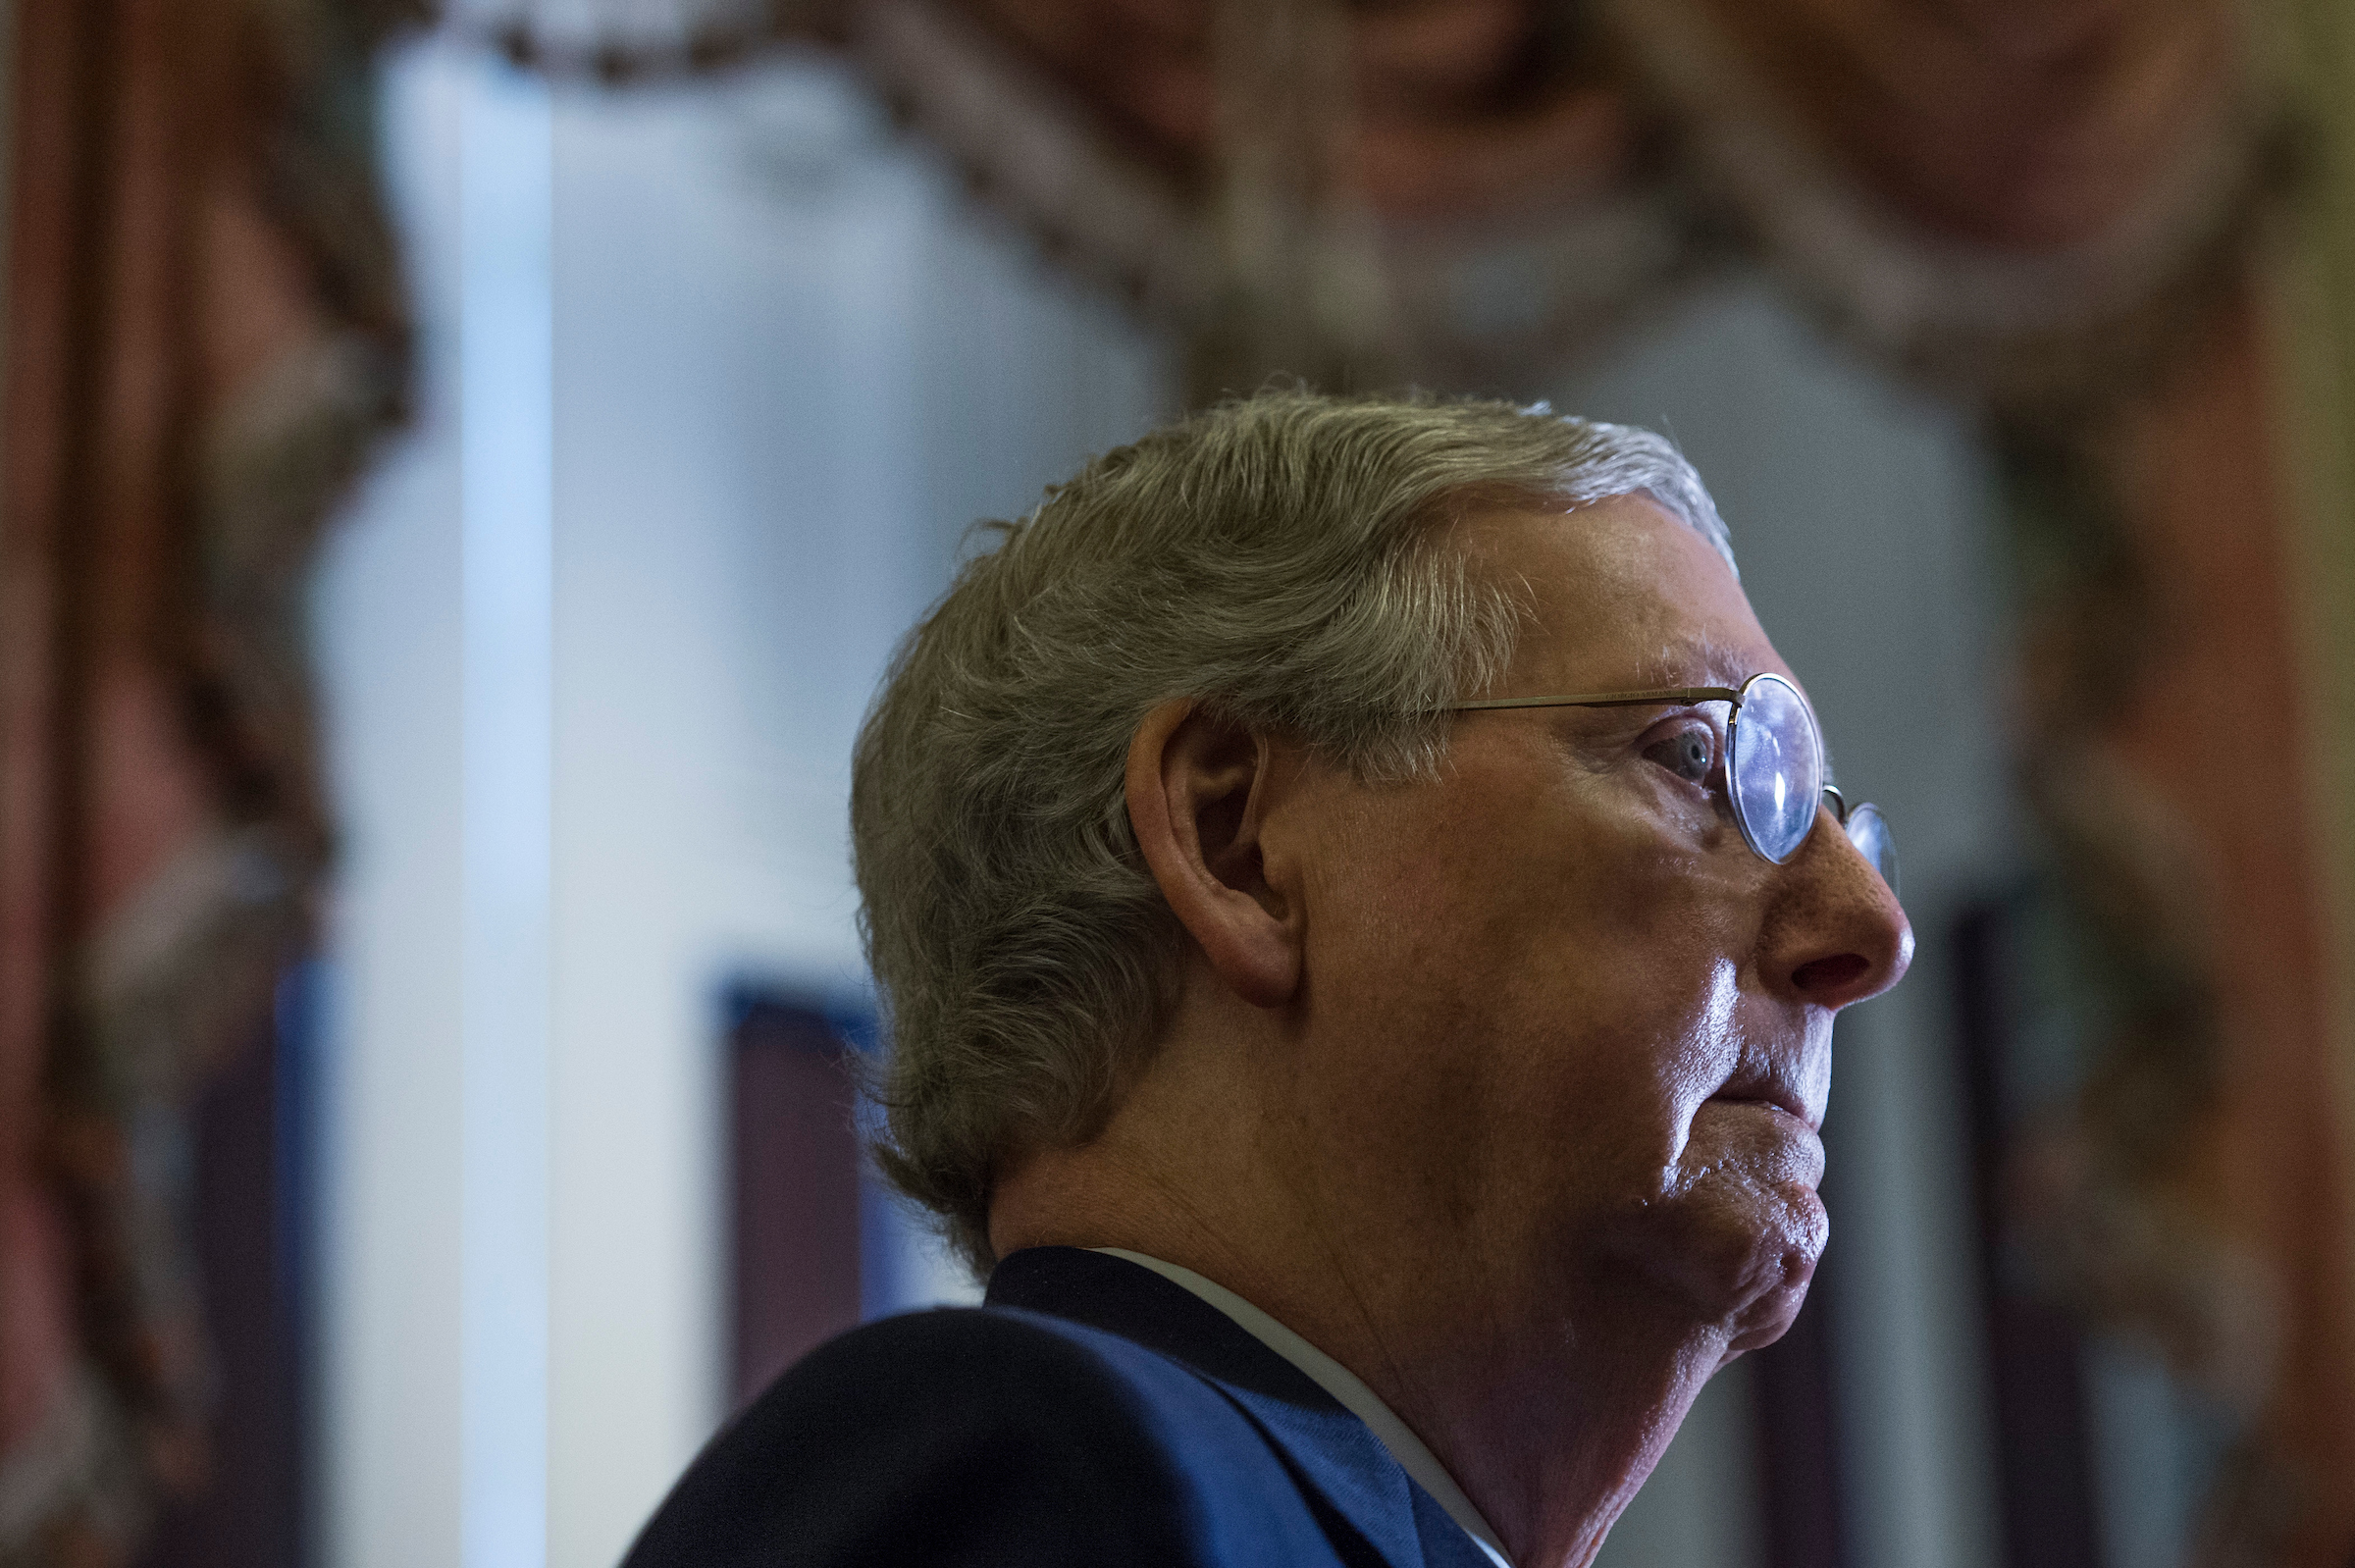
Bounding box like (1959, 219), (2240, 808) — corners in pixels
(1643, 720), (1718, 786)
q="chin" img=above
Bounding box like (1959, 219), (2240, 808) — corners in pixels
(1593, 1173), (1829, 1349)
(1723, 1269), (1815, 1356)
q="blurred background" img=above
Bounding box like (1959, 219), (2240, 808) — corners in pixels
(1, 3), (2350, 1567)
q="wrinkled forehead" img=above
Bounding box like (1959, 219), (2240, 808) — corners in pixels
(1447, 495), (1785, 690)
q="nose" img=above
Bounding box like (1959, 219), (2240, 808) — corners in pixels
(1764, 803), (1913, 1009)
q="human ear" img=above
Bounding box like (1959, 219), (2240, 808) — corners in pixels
(1124, 699), (1301, 1009)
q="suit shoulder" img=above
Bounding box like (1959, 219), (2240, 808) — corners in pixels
(624, 1307), (1340, 1568)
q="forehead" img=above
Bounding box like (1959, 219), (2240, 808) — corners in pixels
(1446, 495), (1784, 689)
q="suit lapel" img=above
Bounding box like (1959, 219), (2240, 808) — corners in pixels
(987, 1248), (1492, 1568)
(1214, 1378), (1493, 1568)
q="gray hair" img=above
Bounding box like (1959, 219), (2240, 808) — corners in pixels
(850, 391), (1732, 1274)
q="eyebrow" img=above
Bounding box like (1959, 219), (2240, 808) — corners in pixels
(1464, 637), (1796, 723)
(1615, 645), (1844, 782)
(1635, 637), (1753, 690)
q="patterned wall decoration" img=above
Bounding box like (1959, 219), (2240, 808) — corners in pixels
(0, 1), (416, 1561)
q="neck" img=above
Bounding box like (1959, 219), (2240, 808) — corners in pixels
(986, 1011), (1722, 1568)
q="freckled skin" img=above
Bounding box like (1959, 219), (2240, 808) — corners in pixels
(992, 497), (1912, 1568)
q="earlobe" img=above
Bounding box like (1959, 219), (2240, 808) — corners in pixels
(1125, 700), (1303, 1010)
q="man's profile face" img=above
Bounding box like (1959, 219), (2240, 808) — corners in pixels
(1261, 496), (1911, 1386)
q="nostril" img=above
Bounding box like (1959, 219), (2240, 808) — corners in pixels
(1793, 953), (1869, 994)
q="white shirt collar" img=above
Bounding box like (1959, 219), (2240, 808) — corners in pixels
(1092, 1248), (1516, 1568)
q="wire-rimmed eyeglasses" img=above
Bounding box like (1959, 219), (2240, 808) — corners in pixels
(1448, 671), (1898, 892)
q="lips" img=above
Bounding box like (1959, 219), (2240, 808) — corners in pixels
(1708, 1070), (1817, 1131)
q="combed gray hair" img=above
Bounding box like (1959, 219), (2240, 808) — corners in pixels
(851, 391), (1733, 1274)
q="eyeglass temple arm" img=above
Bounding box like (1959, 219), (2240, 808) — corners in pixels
(1447, 686), (1745, 713)
(1449, 686), (1870, 826)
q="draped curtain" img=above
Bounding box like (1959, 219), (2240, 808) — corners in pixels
(0, 1), (414, 1560)
(446, 0), (2282, 404)
(2, 0), (2349, 1563)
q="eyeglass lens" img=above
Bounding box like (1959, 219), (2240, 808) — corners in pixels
(1842, 801), (1899, 894)
(1726, 673), (1822, 864)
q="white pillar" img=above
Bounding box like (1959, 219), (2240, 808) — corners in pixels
(457, 53), (554, 1568)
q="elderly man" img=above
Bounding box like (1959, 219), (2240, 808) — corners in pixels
(625, 392), (1910, 1568)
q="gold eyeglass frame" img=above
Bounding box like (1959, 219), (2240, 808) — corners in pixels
(1446, 672), (1890, 882)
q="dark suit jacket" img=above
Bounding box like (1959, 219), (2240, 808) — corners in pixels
(622, 1246), (1493, 1566)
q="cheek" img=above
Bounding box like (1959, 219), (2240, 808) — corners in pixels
(1491, 837), (1754, 1165)
(1473, 953), (1745, 1239)
(1303, 784), (1757, 1214)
